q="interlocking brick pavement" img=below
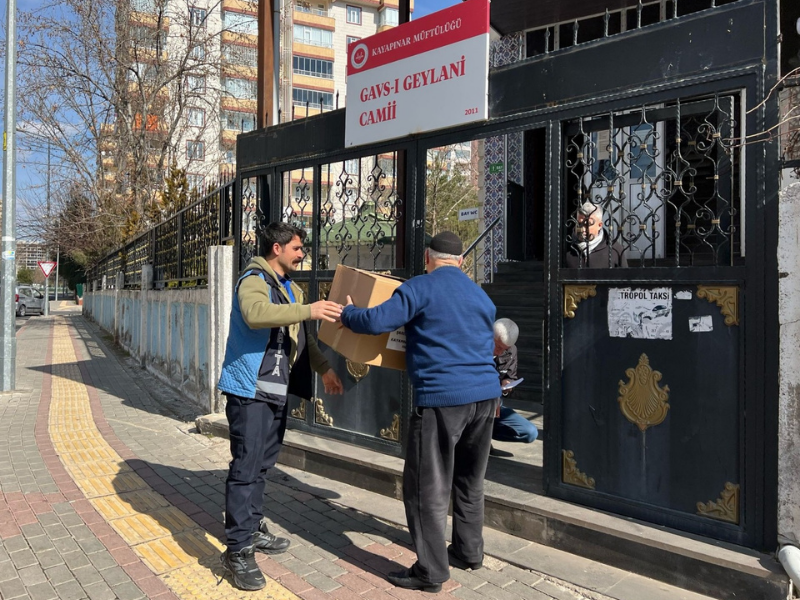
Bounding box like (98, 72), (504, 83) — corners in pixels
(0, 310), (625, 600)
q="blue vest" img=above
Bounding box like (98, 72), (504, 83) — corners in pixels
(218, 268), (312, 404)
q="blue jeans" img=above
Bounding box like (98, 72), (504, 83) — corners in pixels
(492, 406), (538, 443)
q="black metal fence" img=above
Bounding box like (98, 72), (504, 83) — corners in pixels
(89, 178), (236, 289)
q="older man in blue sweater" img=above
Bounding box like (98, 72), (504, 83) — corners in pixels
(341, 231), (500, 593)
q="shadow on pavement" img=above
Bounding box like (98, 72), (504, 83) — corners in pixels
(111, 460), (414, 589)
(26, 314), (202, 423)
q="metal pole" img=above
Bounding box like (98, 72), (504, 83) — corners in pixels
(503, 134), (508, 263)
(54, 246), (60, 301)
(43, 142), (50, 316)
(1, 0), (17, 390)
(490, 227), (495, 284)
(273, 0), (281, 125)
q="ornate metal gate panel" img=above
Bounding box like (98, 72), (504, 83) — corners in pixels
(550, 87), (763, 546)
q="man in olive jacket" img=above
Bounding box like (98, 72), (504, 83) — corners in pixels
(217, 222), (344, 591)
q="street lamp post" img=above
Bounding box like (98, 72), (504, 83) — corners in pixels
(1, 0), (18, 390)
(43, 142), (50, 316)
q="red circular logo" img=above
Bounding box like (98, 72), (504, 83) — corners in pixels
(351, 43), (369, 69)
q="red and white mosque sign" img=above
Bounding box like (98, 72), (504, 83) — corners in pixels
(345, 0), (490, 147)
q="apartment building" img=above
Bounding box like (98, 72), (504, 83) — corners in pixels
(285, 0), (402, 119)
(279, 0), (406, 233)
(17, 242), (49, 272)
(111, 0), (405, 202)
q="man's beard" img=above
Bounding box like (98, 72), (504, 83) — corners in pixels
(281, 257), (300, 273)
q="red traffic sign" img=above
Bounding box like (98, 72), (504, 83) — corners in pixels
(38, 261), (56, 278)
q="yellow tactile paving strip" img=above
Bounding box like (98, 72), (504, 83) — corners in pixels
(48, 320), (300, 599)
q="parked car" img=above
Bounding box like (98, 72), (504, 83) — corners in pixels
(16, 286), (45, 317)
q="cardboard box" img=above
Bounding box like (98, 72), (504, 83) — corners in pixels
(318, 265), (407, 370)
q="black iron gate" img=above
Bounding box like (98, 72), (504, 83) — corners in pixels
(551, 89), (756, 546)
(236, 0), (778, 549)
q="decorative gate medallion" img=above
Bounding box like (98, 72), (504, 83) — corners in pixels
(563, 285), (597, 318)
(696, 286), (739, 326)
(562, 450), (596, 489)
(697, 482), (740, 524)
(290, 399), (307, 420)
(618, 354), (670, 432)
(313, 398), (334, 426)
(379, 414), (400, 441)
(346, 360), (370, 382)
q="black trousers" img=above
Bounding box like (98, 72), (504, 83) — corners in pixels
(224, 393), (287, 552)
(403, 398), (496, 583)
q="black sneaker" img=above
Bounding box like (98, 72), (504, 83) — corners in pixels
(253, 518), (291, 554)
(220, 545), (266, 591)
(447, 545), (483, 570)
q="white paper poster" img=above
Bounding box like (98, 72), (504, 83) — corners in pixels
(689, 316), (714, 333)
(608, 287), (672, 340)
(386, 327), (406, 351)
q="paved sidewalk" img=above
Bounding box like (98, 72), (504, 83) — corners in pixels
(0, 311), (714, 600)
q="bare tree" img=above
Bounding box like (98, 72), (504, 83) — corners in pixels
(729, 67), (800, 173)
(17, 0), (236, 266)
(780, 76), (800, 176)
(425, 143), (480, 241)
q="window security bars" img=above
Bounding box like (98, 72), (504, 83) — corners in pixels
(281, 154), (402, 272)
(527, 0), (740, 58)
(563, 94), (741, 268)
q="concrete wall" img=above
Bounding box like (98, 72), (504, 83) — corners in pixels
(778, 182), (800, 546)
(82, 246), (233, 414)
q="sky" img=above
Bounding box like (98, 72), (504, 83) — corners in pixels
(3, 0), (462, 241)
(414, 0), (460, 19)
